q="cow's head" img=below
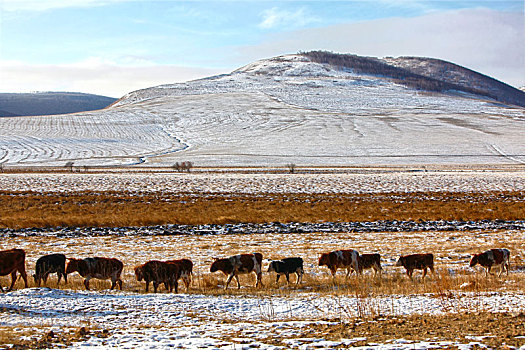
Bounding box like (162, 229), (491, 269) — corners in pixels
(134, 265), (144, 281)
(32, 273), (41, 287)
(210, 258), (222, 273)
(267, 261), (277, 273)
(394, 256), (404, 267)
(65, 258), (81, 275)
(318, 253), (329, 267)
(469, 254), (480, 267)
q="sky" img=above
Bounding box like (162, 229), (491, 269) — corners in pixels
(0, 0), (523, 98)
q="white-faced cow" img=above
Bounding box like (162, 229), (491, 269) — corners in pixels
(395, 253), (434, 280)
(166, 258), (193, 291)
(357, 253), (382, 277)
(134, 260), (181, 293)
(0, 248), (28, 292)
(66, 257), (123, 290)
(210, 253), (263, 289)
(33, 253), (67, 287)
(470, 248), (510, 277)
(268, 257), (304, 286)
(318, 250), (359, 278)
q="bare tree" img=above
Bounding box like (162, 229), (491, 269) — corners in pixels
(65, 161), (74, 172)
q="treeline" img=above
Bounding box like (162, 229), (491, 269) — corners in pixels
(303, 51), (525, 108)
(394, 56), (525, 108)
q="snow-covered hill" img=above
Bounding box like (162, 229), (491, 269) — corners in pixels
(0, 53), (524, 167)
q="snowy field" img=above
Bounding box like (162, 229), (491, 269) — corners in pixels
(1, 229), (525, 349)
(2, 288), (525, 349)
(1, 170), (525, 194)
(1, 55), (524, 167)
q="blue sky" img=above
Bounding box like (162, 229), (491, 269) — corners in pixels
(0, 0), (523, 97)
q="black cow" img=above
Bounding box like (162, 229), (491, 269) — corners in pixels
(267, 257), (304, 286)
(33, 253), (67, 287)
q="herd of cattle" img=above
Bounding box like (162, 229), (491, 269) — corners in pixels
(0, 247), (512, 293)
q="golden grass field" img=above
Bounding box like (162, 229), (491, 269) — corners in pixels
(1, 190), (524, 228)
(1, 170), (524, 349)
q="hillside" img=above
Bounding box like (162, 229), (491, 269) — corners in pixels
(0, 52), (524, 167)
(0, 92), (117, 117)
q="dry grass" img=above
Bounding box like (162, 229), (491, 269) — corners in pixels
(2, 229), (524, 296)
(1, 191), (524, 229)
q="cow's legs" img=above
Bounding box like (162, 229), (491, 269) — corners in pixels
(172, 280), (178, 293)
(19, 267), (28, 289)
(406, 269), (413, 279)
(7, 271), (18, 292)
(83, 277), (91, 290)
(224, 273), (235, 289)
(255, 272), (262, 288)
(285, 272), (290, 284)
(275, 274), (281, 286)
(145, 280), (150, 292)
(296, 269), (303, 285)
(235, 275), (241, 289)
(110, 277), (117, 290)
(422, 268), (428, 280)
(117, 278), (123, 290)
(153, 281), (159, 293)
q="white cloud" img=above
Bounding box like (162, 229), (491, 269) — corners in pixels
(243, 8), (525, 88)
(0, 60), (225, 97)
(259, 7), (319, 30)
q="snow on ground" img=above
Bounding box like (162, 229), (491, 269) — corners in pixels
(1, 288), (525, 349)
(1, 171), (524, 194)
(0, 55), (524, 167)
(1, 228), (524, 349)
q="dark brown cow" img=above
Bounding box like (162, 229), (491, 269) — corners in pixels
(357, 253), (382, 277)
(166, 259), (193, 291)
(470, 248), (510, 277)
(318, 250), (359, 278)
(210, 253), (263, 289)
(33, 253), (67, 287)
(66, 257), (123, 290)
(395, 253), (434, 279)
(0, 249), (28, 292)
(268, 257), (304, 286)
(135, 260), (181, 293)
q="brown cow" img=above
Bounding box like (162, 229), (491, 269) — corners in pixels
(470, 248), (510, 277)
(210, 253), (263, 289)
(135, 260), (181, 293)
(166, 259), (193, 291)
(357, 253), (382, 277)
(66, 257), (123, 290)
(395, 253), (434, 279)
(0, 249), (28, 292)
(318, 250), (359, 278)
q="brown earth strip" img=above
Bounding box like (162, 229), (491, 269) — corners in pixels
(253, 312), (525, 348)
(1, 191), (524, 229)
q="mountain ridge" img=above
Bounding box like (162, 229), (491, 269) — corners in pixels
(0, 92), (117, 117)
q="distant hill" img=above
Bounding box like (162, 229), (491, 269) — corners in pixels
(303, 51), (525, 108)
(0, 92), (117, 117)
(1, 52), (524, 167)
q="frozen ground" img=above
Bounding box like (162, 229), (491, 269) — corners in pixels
(1, 229), (525, 348)
(2, 288), (525, 349)
(1, 170), (524, 194)
(0, 55), (524, 167)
